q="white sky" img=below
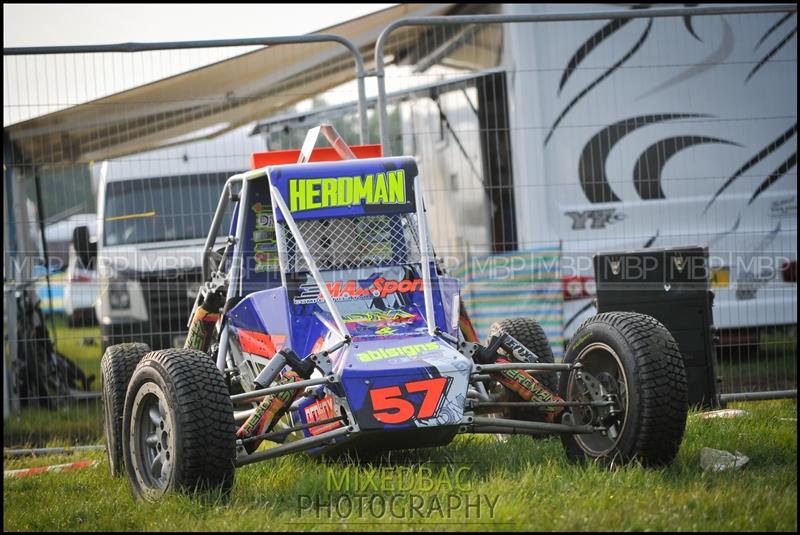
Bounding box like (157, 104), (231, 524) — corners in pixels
(3, 4), (396, 46)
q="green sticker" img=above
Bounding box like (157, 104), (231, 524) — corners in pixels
(571, 330), (594, 351)
(252, 229), (275, 243)
(255, 261), (279, 273)
(255, 241), (277, 251)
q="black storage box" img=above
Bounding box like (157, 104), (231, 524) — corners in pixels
(593, 246), (721, 408)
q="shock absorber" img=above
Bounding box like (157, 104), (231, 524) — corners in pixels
(237, 369), (303, 452)
(478, 332), (566, 423)
(492, 357), (565, 423)
(184, 287), (225, 352)
(236, 348), (317, 452)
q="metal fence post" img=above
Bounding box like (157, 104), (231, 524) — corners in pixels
(3, 138), (20, 417)
(373, 3), (796, 154)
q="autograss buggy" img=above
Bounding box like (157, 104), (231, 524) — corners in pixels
(101, 125), (689, 499)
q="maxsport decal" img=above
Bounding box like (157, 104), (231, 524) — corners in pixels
(293, 278), (423, 305)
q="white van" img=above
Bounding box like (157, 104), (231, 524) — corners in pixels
(77, 127), (265, 349)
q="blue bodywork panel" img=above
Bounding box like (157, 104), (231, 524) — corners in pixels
(228, 269), (460, 361)
(227, 287), (293, 350)
(337, 335), (471, 431)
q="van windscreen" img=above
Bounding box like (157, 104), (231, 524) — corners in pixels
(104, 172), (233, 246)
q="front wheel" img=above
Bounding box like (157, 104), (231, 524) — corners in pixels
(122, 348), (236, 500)
(559, 312), (688, 467)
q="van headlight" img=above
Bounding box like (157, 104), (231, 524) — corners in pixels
(109, 280), (131, 310)
(101, 266), (132, 310)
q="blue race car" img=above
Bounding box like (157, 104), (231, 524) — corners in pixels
(101, 125), (689, 500)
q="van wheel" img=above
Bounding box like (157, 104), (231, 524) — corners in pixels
(101, 343), (151, 476)
(123, 348), (236, 500)
(559, 312), (688, 467)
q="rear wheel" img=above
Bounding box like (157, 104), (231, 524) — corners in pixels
(486, 317), (558, 423)
(101, 342), (151, 476)
(122, 348), (236, 500)
(559, 312), (688, 467)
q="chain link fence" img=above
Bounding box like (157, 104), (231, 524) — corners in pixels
(3, 4), (796, 446)
(3, 36), (369, 445)
(373, 5), (797, 402)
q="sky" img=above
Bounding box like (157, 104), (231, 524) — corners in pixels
(3, 4), (396, 46)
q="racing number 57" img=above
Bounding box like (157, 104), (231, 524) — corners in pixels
(369, 377), (451, 424)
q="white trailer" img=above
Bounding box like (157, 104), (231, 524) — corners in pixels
(503, 4), (796, 339)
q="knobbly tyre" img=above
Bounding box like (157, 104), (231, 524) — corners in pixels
(100, 125), (689, 500)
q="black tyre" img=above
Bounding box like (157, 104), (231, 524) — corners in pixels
(122, 348), (236, 500)
(101, 342), (151, 476)
(559, 312), (688, 467)
(487, 317), (558, 422)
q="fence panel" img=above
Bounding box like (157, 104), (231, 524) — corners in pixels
(2, 5), (797, 448)
(3, 36), (367, 446)
(374, 5), (797, 399)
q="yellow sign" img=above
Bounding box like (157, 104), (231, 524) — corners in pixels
(711, 268), (730, 288)
(289, 170), (406, 212)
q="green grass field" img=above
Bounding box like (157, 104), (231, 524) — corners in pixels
(4, 400), (796, 532)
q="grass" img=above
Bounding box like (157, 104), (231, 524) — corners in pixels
(3, 400), (797, 532)
(4, 317), (104, 446)
(760, 327), (797, 359)
(717, 352), (797, 394)
(5, 319), (797, 529)
(3, 402), (104, 446)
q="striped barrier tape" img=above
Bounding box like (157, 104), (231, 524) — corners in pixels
(4, 459), (99, 478)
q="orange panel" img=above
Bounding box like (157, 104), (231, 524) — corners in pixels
(238, 329), (286, 358)
(250, 144), (383, 169)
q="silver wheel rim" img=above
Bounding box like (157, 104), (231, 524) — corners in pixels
(130, 382), (175, 490)
(569, 342), (629, 456)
